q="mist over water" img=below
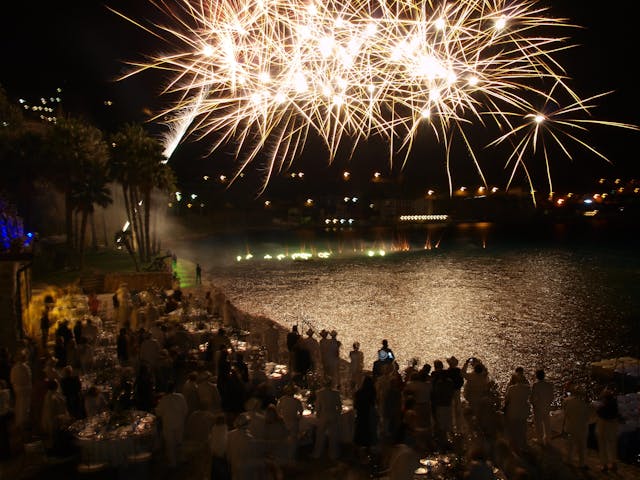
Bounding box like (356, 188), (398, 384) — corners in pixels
(171, 221), (640, 397)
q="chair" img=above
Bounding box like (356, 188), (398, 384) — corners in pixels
(122, 451), (153, 480)
(77, 461), (109, 476)
(20, 439), (48, 475)
(121, 429), (156, 480)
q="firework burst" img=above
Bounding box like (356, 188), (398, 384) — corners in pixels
(113, 0), (637, 196)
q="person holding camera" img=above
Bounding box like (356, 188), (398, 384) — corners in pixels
(378, 339), (394, 362)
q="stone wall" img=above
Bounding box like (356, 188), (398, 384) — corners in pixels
(104, 271), (173, 293)
(0, 260), (19, 353)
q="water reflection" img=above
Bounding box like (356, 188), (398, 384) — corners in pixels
(178, 223), (640, 400)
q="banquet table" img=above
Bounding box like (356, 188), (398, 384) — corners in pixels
(68, 410), (157, 467)
(299, 404), (355, 444)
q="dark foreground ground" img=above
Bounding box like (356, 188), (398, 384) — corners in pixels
(2, 430), (639, 480)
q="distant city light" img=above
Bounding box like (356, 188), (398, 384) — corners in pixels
(399, 214), (449, 221)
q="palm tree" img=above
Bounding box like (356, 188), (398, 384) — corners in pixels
(110, 124), (175, 264)
(70, 160), (113, 270)
(46, 116), (109, 251)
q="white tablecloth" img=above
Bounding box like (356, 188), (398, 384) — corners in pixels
(299, 406), (355, 444)
(69, 410), (157, 467)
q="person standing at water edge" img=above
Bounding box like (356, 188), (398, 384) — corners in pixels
(503, 373), (531, 453)
(378, 339), (394, 363)
(446, 356), (464, 432)
(530, 369), (554, 445)
(286, 325), (301, 373)
(563, 385), (591, 469)
(595, 386), (620, 472)
(349, 342), (364, 391)
(195, 263), (202, 285)
(326, 330), (341, 387)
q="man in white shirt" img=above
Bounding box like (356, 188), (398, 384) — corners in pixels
(312, 378), (343, 460)
(197, 371), (222, 413)
(10, 350), (32, 431)
(504, 375), (531, 453)
(139, 332), (161, 370)
(226, 413), (265, 480)
(181, 371), (200, 415)
(530, 369), (554, 446)
(156, 382), (188, 468)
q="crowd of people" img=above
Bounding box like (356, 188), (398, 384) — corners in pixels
(0, 286), (630, 479)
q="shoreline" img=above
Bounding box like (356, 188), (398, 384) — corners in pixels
(17, 258), (640, 479)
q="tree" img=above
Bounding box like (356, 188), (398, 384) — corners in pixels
(0, 85), (47, 229)
(110, 124), (175, 265)
(70, 160), (113, 270)
(46, 116), (110, 253)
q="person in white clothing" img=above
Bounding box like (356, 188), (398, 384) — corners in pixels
(276, 384), (303, 459)
(197, 371), (222, 412)
(226, 413), (266, 480)
(181, 371), (200, 415)
(503, 374), (531, 453)
(10, 350), (32, 431)
(312, 378), (342, 460)
(209, 413), (229, 479)
(41, 379), (70, 450)
(530, 369), (554, 445)
(563, 385), (591, 468)
(156, 382), (189, 468)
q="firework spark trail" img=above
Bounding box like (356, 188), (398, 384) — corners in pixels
(115, 0), (637, 194)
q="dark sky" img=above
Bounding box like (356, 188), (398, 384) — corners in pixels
(2, 1), (638, 193)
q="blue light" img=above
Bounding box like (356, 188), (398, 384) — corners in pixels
(26, 232), (33, 238)
(583, 199), (593, 204)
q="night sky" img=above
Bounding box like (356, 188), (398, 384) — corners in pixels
(2, 1), (638, 194)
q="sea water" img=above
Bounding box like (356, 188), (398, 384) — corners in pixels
(173, 220), (640, 400)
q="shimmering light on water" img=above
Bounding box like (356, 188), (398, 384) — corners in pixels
(178, 227), (640, 398)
